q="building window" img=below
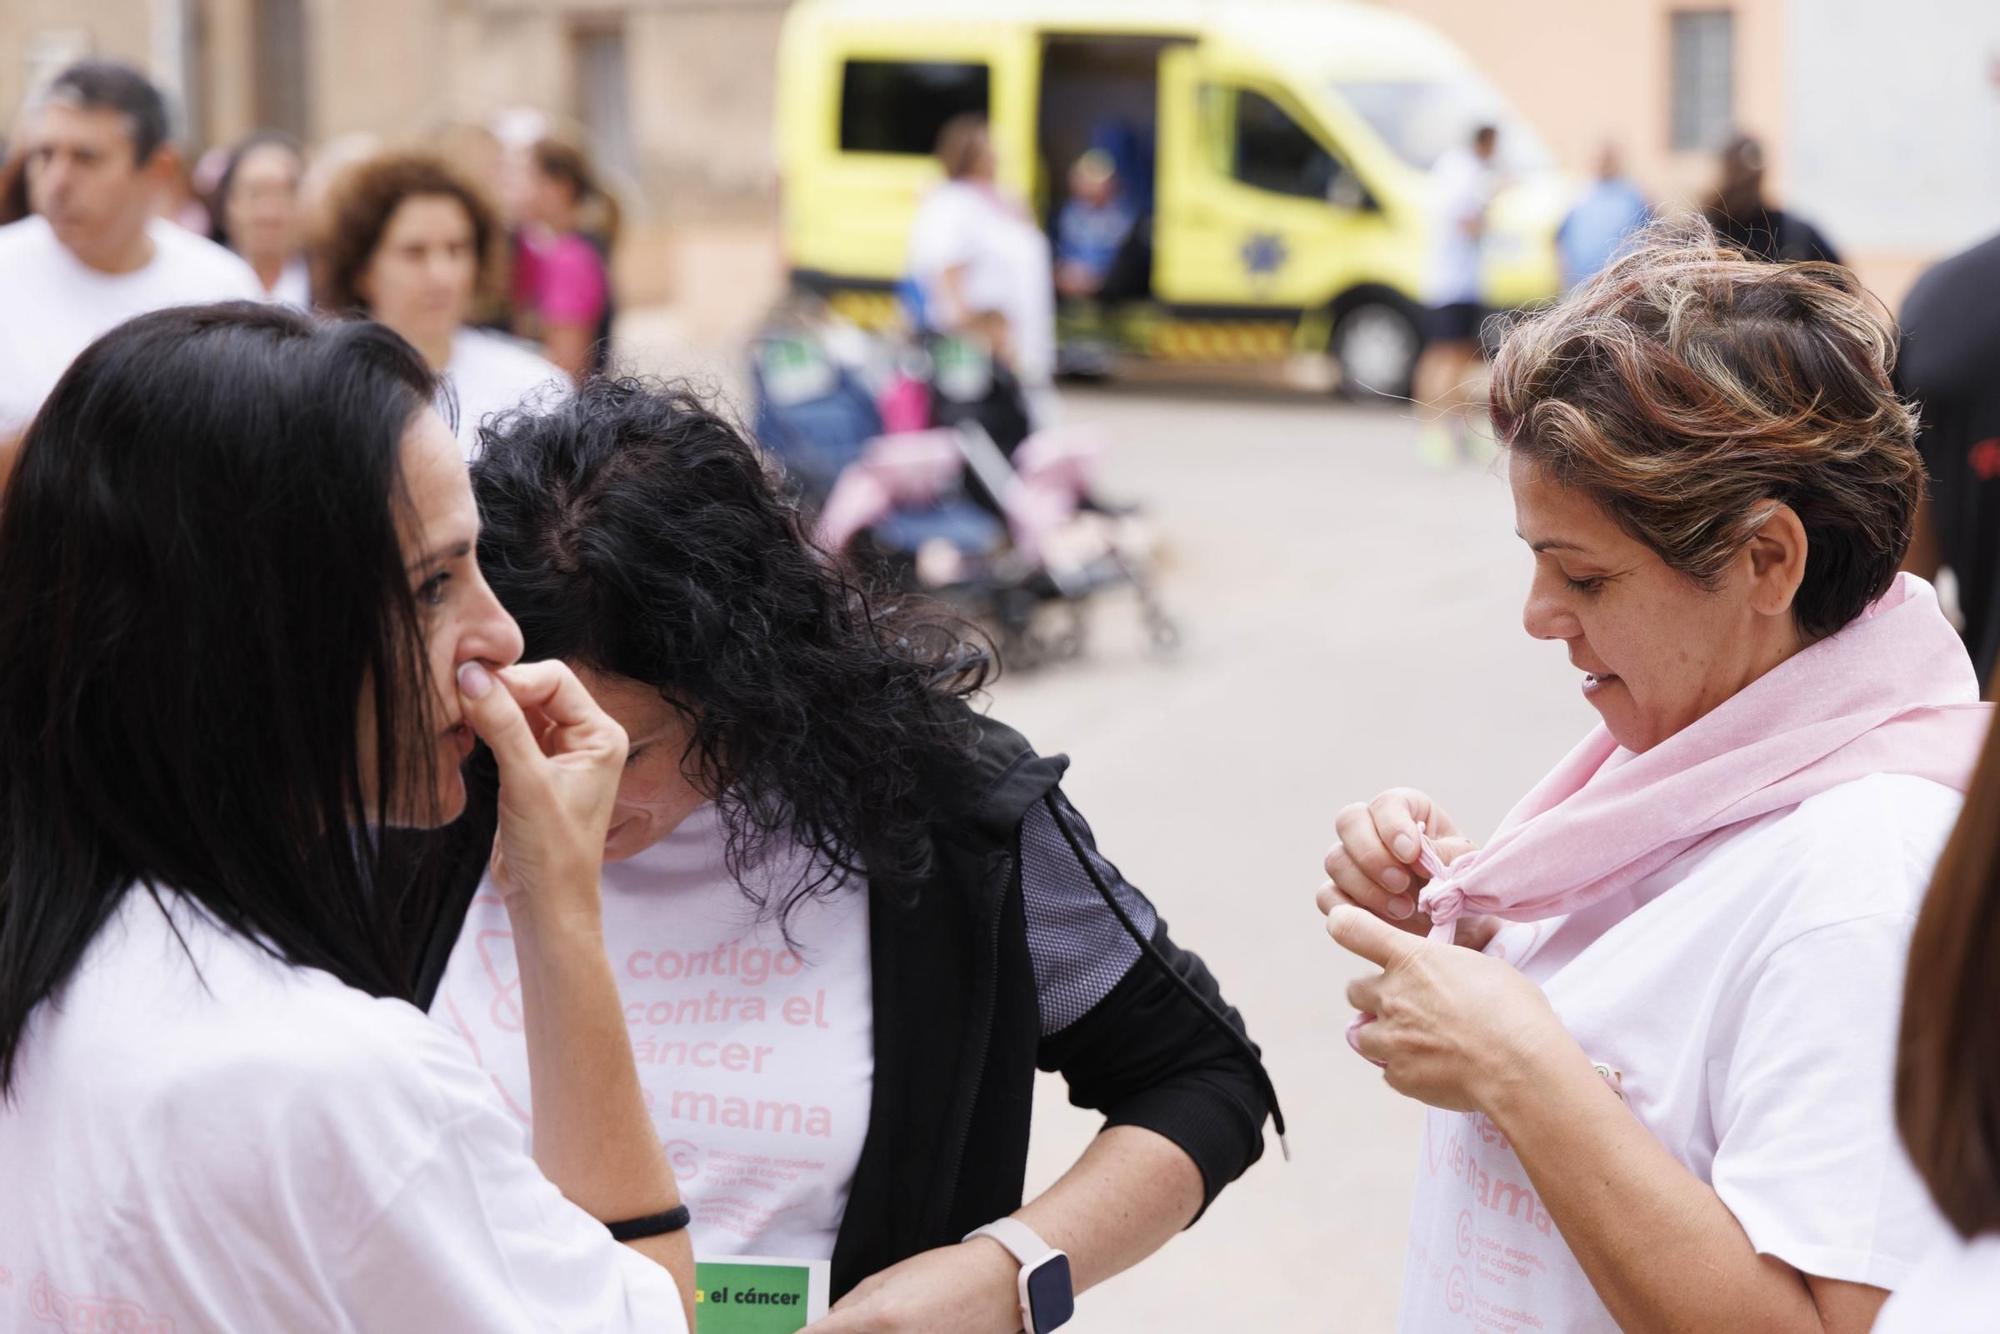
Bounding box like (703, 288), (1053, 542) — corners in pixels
(572, 20), (636, 180)
(253, 0), (311, 140)
(1670, 9), (1734, 151)
(838, 60), (990, 155)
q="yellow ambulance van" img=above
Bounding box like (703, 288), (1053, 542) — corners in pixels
(776, 0), (1566, 397)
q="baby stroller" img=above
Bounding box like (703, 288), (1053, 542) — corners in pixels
(749, 298), (1180, 669)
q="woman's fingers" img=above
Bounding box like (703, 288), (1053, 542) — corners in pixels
(1315, 880), (1344, 916)
(490, 661), (625, 763)
(1348, 1011), (1391, 1068)
(1324, 842), (1416, 922)
(456, 661), (546, 774)
(1327, 904), (1423, 970)
(1367, 789), (1437, 866)
(1345, 972), (1384, 1014)
(1433, 835), (1479, 868)
(1331, 802), (1413, 896)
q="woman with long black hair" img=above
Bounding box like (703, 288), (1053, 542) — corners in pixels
(425, 378), (1280, 1333)
(0, 303), (692, 1331)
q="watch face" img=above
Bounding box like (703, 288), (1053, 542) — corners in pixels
(1024, 1253), (1075, 1331)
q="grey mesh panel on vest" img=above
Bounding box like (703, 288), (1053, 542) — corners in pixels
(1018, 794), (1157, 1037)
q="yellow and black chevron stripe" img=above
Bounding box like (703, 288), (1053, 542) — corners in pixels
(1144, 320), (1297, 362)
(826, 289), (903, 331)
(814, 283), (1327, 365)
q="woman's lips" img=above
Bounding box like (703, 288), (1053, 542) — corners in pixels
(1581, 673), (1620, 698)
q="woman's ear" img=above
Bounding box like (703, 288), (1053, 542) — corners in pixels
(1745, 502), (1809, 618)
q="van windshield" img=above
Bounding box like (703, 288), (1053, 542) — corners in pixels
(1333, 76), (1554, 174)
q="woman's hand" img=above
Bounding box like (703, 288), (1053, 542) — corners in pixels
(1327, 905), (1577, 1113)
(803, 1241), (1021, 1333)
(1320, 787), (1492, 941)
(455, 660), (625, 921)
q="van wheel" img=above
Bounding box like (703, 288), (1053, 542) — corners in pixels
(1331, 300), (1421, 402)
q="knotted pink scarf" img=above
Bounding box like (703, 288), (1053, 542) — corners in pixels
(1419, 574), (1991, 943)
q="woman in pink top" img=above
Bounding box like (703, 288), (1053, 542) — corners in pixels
(511, 138), (617, 383)
(1318, 231), (1989, 1332)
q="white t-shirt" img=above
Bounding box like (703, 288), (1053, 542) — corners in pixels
(266, 254), (312, 309)
(1875, 1232), (2000, 1332)
(1399, 774), (1959, 1332)
(434, 802), (875, 1262)
(445, 327), (568, 458)
(0, 216), (265, 435)
(0, 888), (686, 1333)
(1428, 146), (1496, 305)
(908, 179), (1057, 390)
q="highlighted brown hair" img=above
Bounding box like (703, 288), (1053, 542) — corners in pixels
(1489, 226), (1923, 641)
(1898, 717), (2000, 1236)
(309, 150), (502, 316)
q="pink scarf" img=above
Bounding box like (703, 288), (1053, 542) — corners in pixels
(1420, 574), (1991, 943)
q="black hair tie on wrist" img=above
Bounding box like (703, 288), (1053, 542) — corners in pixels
(608, 1205), (691, 1242)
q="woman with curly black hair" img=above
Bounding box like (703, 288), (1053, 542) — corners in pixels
(419, 378), (1279, 1333)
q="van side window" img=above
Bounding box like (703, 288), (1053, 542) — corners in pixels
(839, 60), (991, 155)
(1228, 88), (1344, 202)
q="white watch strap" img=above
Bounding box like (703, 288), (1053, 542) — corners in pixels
(964, 1216), (1058, 1268)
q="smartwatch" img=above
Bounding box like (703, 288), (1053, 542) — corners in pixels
(964, 1217), (1074, 1333)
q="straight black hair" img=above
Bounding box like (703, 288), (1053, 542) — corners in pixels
(46, 60), (171, 165)
(0, 302), (445, 1095)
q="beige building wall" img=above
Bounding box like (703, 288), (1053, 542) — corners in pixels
(2, 1), (156, 130)
(1382, 0), (1789, 203)
(1379, 0), (1952, 304)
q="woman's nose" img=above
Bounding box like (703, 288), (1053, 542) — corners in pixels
(1522, 578), (1575, 642)
(463, 589), (525, 670)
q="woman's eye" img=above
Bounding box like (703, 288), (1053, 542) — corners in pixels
(1565, 575), (1606, 596)
(416, 572), (451, 607)
(623, 743), (647, 768)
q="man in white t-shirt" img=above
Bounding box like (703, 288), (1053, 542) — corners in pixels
(0, 61), (263, 458)
(1411, 124), (1499, 465)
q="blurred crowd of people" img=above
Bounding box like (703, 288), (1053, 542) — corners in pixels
(0, 58), (624, 457)
(1416, 123), (1846, 464)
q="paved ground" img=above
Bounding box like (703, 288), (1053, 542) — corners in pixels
(965, 379), (1600, 1333)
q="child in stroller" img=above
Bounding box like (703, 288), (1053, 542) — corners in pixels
(748, 297), (1178, 667)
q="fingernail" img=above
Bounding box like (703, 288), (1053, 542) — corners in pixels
(1346, 1012), (1374, 1055)
(457, 661), (493, 699)
(1392, 833), (1418, 861)
(1380, 866), (1411, 894)
(1385, 895), (1415, 920)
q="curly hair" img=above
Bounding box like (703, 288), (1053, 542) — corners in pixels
(309, 150), (502, 316)
(471, 378), (992, 927)
(1489, 223), (1923, 641)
